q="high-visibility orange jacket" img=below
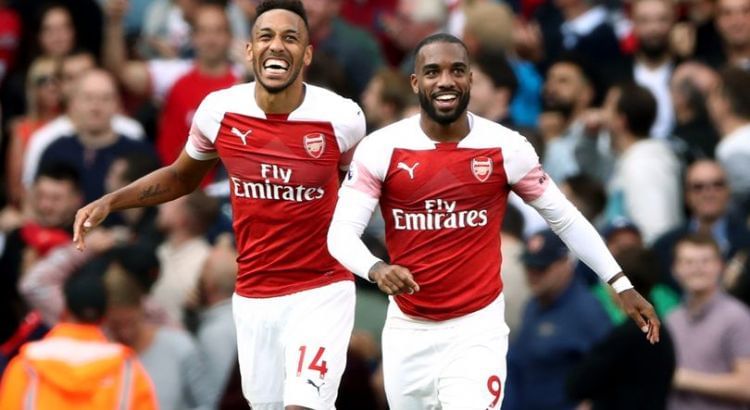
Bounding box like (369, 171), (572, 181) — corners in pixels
(0, 323), (158, 410)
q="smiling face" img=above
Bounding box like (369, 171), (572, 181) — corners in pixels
(411, 41), (472, 125)
(248, 9), (312, 94)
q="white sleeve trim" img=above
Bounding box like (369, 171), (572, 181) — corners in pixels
(527, 181), (622, 283)
(327, 187), (382, 281)
(185, 141), (219, 161)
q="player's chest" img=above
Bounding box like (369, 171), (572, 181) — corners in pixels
(214, 113), (340, 183)
(382, 147), (507, 206)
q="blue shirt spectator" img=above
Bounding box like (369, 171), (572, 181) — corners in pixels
(504, 229), (612, 410)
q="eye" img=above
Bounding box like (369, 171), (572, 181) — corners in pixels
(425, 69), (438, 77)
(284, 35), (298, 42)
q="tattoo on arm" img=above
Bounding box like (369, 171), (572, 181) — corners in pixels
(138, 183), (170, 202)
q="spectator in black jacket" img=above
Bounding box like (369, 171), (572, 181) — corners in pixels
(567, 247), (676, 410)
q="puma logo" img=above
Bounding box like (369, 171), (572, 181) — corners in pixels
(307, 379), (324, 395)
(230, 127), (252, 145)
(397, 162), (419, 179)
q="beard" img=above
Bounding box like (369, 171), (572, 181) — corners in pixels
(638, 38), (670, 60)
(254, 60), (304, 94)
(542, 97), (575, 121)
(418, 89), (471, 125)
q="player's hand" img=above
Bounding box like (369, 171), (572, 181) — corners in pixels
(616, 288), (661, 344)
(73, 199), (113, 251)
(368, 261), (420, 296)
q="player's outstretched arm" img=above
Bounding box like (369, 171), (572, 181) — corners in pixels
(73, 151), (218, 250)
(521, 178), (660, 343)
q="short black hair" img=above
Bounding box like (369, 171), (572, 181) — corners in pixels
(64, 268), (108, 324)
(35, 162), (81, 191)
(255, 0), (309, 32)
(718, 67), (750, 120)
(413, 33), (469, 62)
(473, 50), (518, 99)
(562, 174), (606, 221)
(615, 83), (657, 138)
(615, 247), (658, 299)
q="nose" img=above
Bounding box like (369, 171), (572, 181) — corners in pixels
(269, 34), (284, 53)
(436, 69), (456, 89)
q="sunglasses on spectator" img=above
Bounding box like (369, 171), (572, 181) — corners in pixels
(688, 179), (726, 192)
(34, 75), (57, 87)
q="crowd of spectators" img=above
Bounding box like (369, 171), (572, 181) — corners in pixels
(1, 0), (750, 408)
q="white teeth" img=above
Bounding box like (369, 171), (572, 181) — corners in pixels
(264, 58), (289, 70)
(435, 94), (457, 101)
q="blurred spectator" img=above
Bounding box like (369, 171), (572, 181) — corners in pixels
(653, 160), (750, 293)
(104, 0), (241, 170)
(135, 0), (248, 60)
(500, 204), (530, 336)
(559, 173), (607, 226)
(5, 57), (62, 208)
(192, 235), (237, 408)
(533, 0), (624, 80)
(539, 55), (595, 182)
(715, 0), (750, 69)
(463, 1), (543, 127)
(139, 0), (198, 59)
(709, 66), (750, 213)
(670, 61), (721, 160)
(591, 220), (680, 321)
(0, 164), (80, 373)
(0, 1), (21, 83)
(603, 83), (682, 244)
(336, 330), (379, 410)
(22, 49), (146, 190)
(152, 191), (218, 325)
(302, 0), (385, 99)
(105, 250), (212, 410)
(0, 3), (76, 132)
(36, 69), (155, 202)
(567, 246), (676, 410)
(504, 229), (612, 410)
(361, 67), (414, 131)
(34, 4), (76, 61)
(382, 0), (447, 73)
(0, 164), (81, 294)
(103, 151), (163, 246)
(667, 234), (750, 409)
(468, 50), (518, 127)
(628, 0), (678, 139)
(0, 269), (157, 409)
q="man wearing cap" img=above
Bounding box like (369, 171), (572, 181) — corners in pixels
(0, 270), (157, 409)
(503, 229), (612, 410)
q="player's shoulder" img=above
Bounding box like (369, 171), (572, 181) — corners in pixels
(203, 82), (254, 107)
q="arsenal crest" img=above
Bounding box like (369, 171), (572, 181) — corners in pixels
(471, 157), (493, 182)
(303, 133), (326, 159)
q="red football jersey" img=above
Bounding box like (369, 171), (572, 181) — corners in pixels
(342, 114), (548, 320)
(186, 83), (365, 297)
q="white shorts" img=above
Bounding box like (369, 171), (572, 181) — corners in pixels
(382, 293), (509, 410)
(232, 280), (356, 410)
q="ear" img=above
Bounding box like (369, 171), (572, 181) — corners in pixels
(245, 42), (253, 65)
(303, 44), (313, 68)
(410, 73), (419, 94)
